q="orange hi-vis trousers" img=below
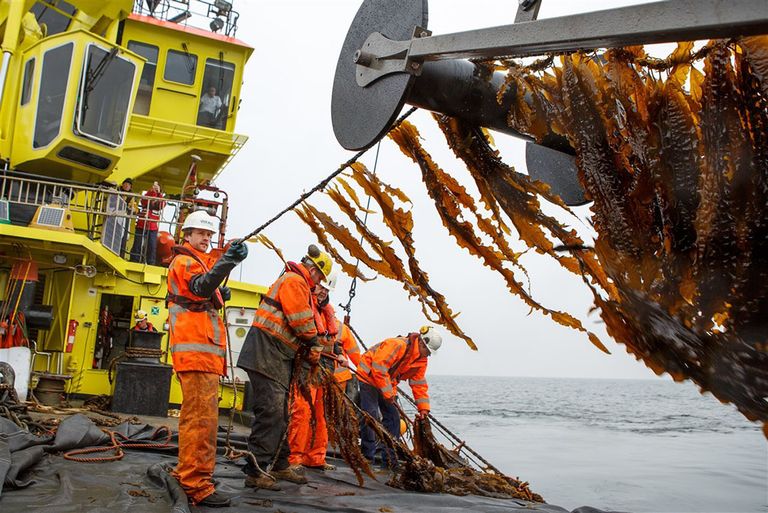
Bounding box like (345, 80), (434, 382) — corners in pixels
(172, 371), (219, 504)
(288, 384), (327, 467)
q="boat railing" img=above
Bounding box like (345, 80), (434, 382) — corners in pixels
(0, 171), (228, 261)
(132, 0), (240, 37)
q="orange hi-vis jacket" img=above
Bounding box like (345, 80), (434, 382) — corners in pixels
(252, 262), (324, 350)
(167, 243), (227, 375)
(358, 334), (430, 412)
(333, 324), (361, 383)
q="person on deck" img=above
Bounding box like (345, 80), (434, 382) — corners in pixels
(357, 326), (442, 467)
(132, 310), (157, 332)
(130, 181), (165, 265)
(333, 322), (362, 404)
(237, 245), (334, 490)
(119, 178), (137, 259)
(167, 210), (248, 508)
(287, 270), (359, 471)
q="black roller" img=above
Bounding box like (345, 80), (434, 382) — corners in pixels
(332, 0), (586, 205)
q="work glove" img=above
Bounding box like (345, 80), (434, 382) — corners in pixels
(415, 410), (429, 421)
(224, 241), (248, 263)
(219, 286), (231, 301)
(306, 346), (322, 366)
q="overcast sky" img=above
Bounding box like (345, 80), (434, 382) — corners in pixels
(216, 0), (673, 380)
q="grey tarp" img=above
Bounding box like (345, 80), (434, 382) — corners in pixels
(0, 415), (625, 513)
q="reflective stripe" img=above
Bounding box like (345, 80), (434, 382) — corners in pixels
(287, 310), (313, 322)
(334, 366), (347, 374)
(171, 343), (226, 357)
(409, 379), (427, 386)
(169, 273), (181, 295)
(372, 362), (389, 373)
(253, 316), (299, 350)
(358, 362), (371, 374)
(415, 398), (429, 405)
(255, 316), (292, 339)
(346, 346), (360, 353)
(380, 384), (393, 394)
(169, 303), (182, 329)
(260, 302), (282, 316)
(210, 311), (220, 341)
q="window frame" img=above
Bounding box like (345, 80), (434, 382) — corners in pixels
(20, 57), (36, 106)
(163, 48), (198, 86)
(33, 42), (74, 149)
(74, 42), (138, 148)
(127, 40), (159, 115)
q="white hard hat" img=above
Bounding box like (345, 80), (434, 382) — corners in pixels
(419, 326), (442, 354)
(181, 210), (218, 233)
(321, 269), (339, 292)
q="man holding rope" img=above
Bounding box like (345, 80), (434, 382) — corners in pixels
(237, 244), (334, 490)
(167, 210), (248, 508)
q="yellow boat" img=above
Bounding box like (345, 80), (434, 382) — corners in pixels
(0, 0), (263, 413)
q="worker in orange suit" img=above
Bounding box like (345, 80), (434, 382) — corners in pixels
(167, 210), (247, 508)
(287, 270), (358, 471)
(357, 326), (442, 467)
(333, 323), (362, 400)
(237, 244), (333, 490)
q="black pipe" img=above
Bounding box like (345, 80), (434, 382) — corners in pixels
(408, 60), (573, 154)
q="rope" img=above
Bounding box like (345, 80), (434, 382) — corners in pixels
(235, 107), (417, 244)
(63, 426), (175, 463)
(106, 347), (167, 384)
(344, 323), (504, 475)
(221, 296), (275, 481)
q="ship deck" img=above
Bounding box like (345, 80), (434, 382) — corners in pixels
(0, 410), (612, 513)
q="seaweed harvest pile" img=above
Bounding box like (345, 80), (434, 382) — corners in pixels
(294, 37), (768, 434)
(294, 354), (542, 501)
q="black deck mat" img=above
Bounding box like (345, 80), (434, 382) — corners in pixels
(0, 415), (621, 513)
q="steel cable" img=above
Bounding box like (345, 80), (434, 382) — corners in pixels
(235, 107), (417, 244)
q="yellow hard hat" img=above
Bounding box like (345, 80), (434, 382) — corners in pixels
(135, 310), (148, 321)
(306, 244), (333, 278)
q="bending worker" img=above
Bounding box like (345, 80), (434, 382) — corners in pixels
(357, 326), (442, 467)
(167, 210), (248, 508)
(132, 310), (157, 332)
(237, 245), (333, 490)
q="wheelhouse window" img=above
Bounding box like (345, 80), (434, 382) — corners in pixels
(30, 1), (76, 36)
(21, 58), (35, 106)
(127, 41), (158, 115)
(164, 49), (197, 85)
(197, 58), (235, 129)
(34, 43), (73, 148)
(76, 44), (137, 147)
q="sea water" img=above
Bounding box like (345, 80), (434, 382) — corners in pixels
(424, 376), (767, 513)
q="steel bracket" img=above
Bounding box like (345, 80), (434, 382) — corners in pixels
(355, 26), (431, 87)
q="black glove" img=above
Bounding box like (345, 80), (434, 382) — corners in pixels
(219, 286), (231, 301)
(190, 258), (238, 298)
(333, 342), (342, 355)
(224, 241), (248, 263)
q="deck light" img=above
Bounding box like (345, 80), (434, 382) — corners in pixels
(210, 17), (225, 33)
